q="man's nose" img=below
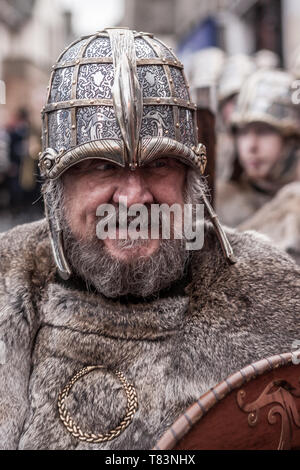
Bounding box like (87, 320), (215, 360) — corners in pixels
(112, 169), (154, 206)
(245, 131), (258, 153)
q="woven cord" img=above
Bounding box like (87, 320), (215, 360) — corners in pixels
(57, 365), (138, 443)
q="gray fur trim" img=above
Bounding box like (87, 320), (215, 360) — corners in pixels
(0, 220), (299, 449)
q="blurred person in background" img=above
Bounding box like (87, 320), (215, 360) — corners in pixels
(217, 54), (256, 181)
(5, 108), (43, 225)
(216, 69), (300, 228)
(188, 47), (225, 111)
(237, 51), (300, 265)
(7, 107), (30, 212)
(218, 55), (257, 129)
(254, 49), (280, 70)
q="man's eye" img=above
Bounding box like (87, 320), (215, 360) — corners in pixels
(148, 159), (168, 169)
(96, 162), (117, 171)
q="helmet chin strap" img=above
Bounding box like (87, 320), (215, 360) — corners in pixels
(200, 190), (237, 264)
(44, 196), (72, 280)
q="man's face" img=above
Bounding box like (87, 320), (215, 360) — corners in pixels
(236, 122), (284, 180)
(62, 157), (186, 261)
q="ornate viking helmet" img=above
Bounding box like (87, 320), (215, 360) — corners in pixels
(40, 28), (235, 279)
(188, 47), (226, 88)
(254, 49), (279, 70)
(39, 28), (207, 178)
(218, 54), (256, 104)
(231, 69), (300, 137)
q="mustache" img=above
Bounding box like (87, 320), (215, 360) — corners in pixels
(99, 204), (155, 226)
(96, 202), (185, 240)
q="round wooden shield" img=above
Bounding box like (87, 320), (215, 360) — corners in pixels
(154, 352), (300, 450)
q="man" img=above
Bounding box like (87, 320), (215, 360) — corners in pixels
(216, 69), (300, 227)
(6, 108), (31, 214)
(217, 54), (256, 181)
(0, 28), (299, 450)
(218, 54), (256, 129)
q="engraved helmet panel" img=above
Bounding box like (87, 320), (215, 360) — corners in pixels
(39, 28), (207, 179)
(231, 69), (300, 136)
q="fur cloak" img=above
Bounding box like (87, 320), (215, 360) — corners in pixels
(239, 182), (300, 265)
(0, 219), (299, 450)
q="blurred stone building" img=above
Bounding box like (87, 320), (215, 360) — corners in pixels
(0, 0), (73, 130)
(122, 0), (300, 69)
(0, 0), (74, 231)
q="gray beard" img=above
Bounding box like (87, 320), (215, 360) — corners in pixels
(62, 221), (190, 299)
